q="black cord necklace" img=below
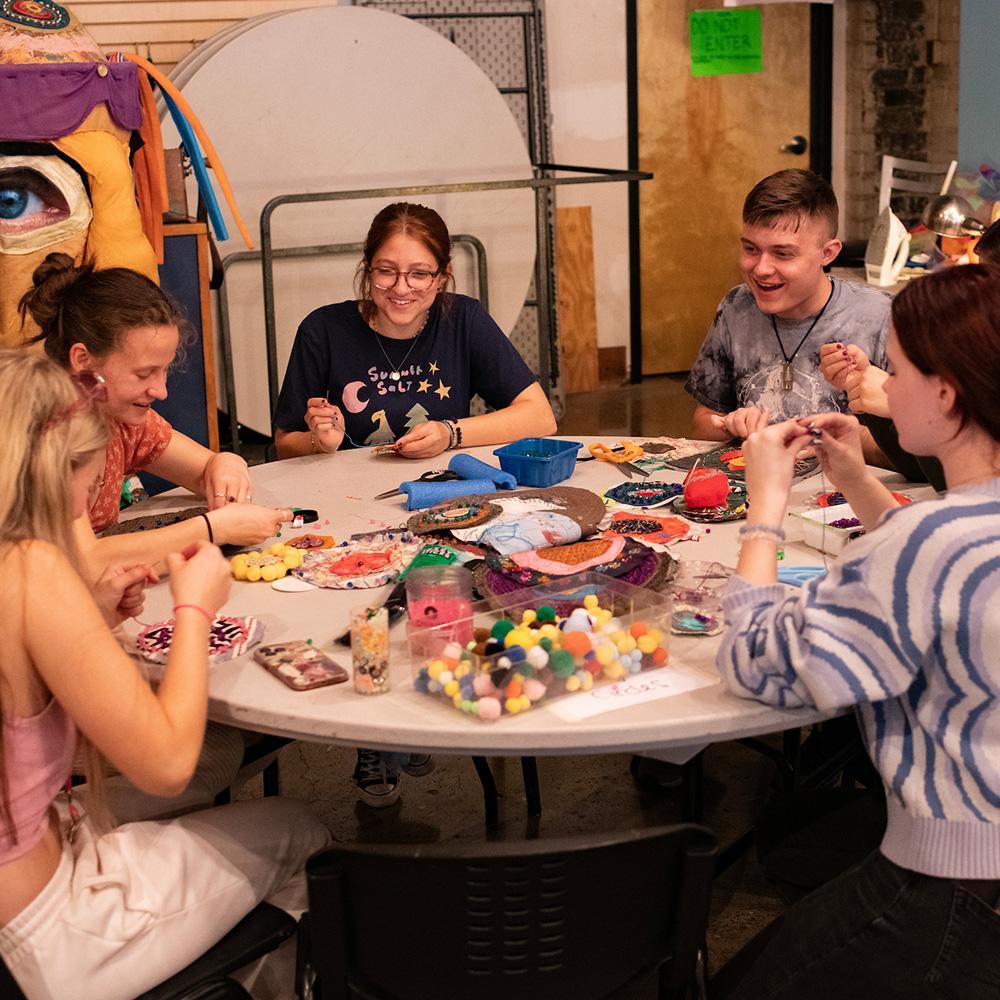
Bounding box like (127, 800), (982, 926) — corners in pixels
(770, 279), (834, 391)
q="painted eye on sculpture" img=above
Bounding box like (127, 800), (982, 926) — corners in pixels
(0, 167), (71, 233)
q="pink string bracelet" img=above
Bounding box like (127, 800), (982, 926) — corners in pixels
(173, 604), (215, 624)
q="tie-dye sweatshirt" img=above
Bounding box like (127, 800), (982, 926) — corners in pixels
(719, 478), (1000, 878)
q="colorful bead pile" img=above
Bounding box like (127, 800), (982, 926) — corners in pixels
(413, 593), (670, 721)
(231, 544), (304, 582)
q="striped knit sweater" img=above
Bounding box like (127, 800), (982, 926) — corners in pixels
(719, 478), (1000, 878)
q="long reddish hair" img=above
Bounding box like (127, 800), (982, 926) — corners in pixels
(891, 264), (1000, 442)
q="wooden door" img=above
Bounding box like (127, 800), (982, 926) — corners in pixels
(638, 0), (812, 374)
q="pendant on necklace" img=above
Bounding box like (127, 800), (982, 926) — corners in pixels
(782, 362), (793, 391)
(390, 371), (400, 381)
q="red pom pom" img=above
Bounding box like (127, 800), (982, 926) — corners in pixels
(684, 469), (729, 508)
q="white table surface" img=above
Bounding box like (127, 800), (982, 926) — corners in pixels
(122, 438), (923, 757)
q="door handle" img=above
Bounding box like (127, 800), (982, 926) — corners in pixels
(780, 135), (808, 155)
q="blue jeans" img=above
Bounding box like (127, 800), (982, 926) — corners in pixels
(730, 851), (1000, 1000)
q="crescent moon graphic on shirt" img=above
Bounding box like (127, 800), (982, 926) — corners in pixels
(342, 381), (369, 414)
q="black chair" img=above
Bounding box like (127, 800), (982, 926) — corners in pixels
(0, 902), (295, 1000)
(299, 823), (718, 1000)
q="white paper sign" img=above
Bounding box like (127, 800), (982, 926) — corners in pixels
(546, 664), (719, 722)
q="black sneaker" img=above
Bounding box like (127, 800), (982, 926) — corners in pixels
(352, 748), (401, 807)
(401, 753), (434, 777)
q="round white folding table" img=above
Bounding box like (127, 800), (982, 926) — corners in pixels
(124, 437), (922, 760)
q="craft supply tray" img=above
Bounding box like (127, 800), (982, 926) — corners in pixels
(791, 502), (865, 556)
(492, 437), (583, 487)
(409, 571), (673, 722)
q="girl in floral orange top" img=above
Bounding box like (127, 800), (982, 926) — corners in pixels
(20, 253), (290, 570)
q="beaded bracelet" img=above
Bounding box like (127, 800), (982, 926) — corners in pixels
(737, 523), (786, 544)
(453, 419), (463, 449)
(173, 603), (214, 624)
(440, 419), (456, 450)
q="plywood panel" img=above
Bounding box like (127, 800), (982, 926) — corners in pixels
(556, 206), (600, 394)
(638, 0), (811, 375)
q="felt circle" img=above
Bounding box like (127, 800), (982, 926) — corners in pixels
(2, 1), (70, 29)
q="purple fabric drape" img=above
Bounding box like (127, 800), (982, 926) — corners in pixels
(0, 61), (142, 141)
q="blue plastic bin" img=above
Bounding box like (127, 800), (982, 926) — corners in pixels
(492, 438), (583, 487)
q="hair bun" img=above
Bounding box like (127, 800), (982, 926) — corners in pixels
(20, 252), (93, 335)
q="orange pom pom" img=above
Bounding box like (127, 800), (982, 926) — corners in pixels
(560, 631), (592, 658)
(652, 647), (668, 666)
(629, 622), (648, 638)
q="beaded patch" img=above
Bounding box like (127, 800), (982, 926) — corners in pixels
(604, 511), (691, 547)
(286, 533), (335, 549)
(408, 500), (502, 535)
(604, 481), (683, 508)
(136, 615), (263, 664)
(2, 1), (71, 29)
(293, 537), (419, 589)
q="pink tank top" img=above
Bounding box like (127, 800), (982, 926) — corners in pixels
(1, 698), (77, 864)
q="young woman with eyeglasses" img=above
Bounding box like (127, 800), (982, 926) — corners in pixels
(715, 265), (1000, 999)
(0, 350), (329, 1000)
(273, 201), (555, 459)
(19, 254), (292, 570)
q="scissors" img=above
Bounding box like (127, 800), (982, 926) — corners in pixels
(373, 469), (462, 501)
(586, 441), (649, 479)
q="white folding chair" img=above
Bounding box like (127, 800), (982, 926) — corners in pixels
(878, 155), (958, 213)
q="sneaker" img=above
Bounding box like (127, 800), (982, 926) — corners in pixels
(352, 749), (401, 808)
(401, 753), (434, 777)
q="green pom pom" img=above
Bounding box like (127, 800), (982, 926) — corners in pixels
(539, 637), (553, 651)
(490, 619), (516, 640)
(536, 604), (556, 622)
(549, 649), (576, 678)
(516, 663), (536, 678)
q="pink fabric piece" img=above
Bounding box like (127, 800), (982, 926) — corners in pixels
(0, 62), (142, 141)
(510, 535), (626, 575)
(0, 698), (77, 864)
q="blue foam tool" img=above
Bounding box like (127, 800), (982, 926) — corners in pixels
(447, 453), (517, 489)
(402, 478), (497, 510)
(160, 90), (229, 242)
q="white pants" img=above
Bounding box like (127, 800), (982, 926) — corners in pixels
(0, 798), (331, 1000)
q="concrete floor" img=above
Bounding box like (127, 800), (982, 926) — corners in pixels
(238, 374), (786, 978)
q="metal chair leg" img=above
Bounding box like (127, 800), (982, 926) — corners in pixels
(471, 756), (499, 829)
(521, 756), (542, 817)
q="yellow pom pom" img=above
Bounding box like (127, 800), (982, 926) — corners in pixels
(518, 695), (531, 712)
(611, 630), (627, 645)
(453, 692), (464, 708)
(521, 609), (537, 624)
(444, 680), (460, 697)
(603, 662), (625, 681)
(564, 675), (581, 692)
(261, 564), (280, 582)
(637, 635), (658, 654)
(616, 635), (638, 654)
(539, 624), (561, 641)
(595, 643), (615, 665)
(232, 563), (248, 581)
(454, 663), (470, 678)
(581, 672), (594, 691)
(647, 628), (664, 645)
(505, 697), (522, 714)
(246, 565), (262, 582)
(583, 594), (599, 609)
(269, 542), (285, 556)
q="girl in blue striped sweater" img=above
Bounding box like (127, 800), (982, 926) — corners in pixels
(718, 265), (1000, 999)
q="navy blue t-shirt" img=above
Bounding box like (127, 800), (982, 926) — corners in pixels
(273, 294), (537, 447)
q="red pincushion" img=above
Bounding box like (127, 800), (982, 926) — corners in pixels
(684, 469), (730, 508)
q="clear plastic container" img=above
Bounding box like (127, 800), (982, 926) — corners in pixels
(409, 572), (673, 721)
(790, 503), (865, 556)
(492, 437), (583, 487)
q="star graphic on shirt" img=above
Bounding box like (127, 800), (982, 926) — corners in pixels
(428, 361), (440, 374)
(434, 380), (451, 400)
(417, 379), (431, 393)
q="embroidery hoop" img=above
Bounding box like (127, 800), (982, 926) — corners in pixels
(293, 537), (418, 589)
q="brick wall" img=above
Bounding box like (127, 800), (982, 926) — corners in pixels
(842, 0), (960, 239)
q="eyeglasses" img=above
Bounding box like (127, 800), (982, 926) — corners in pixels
(44, 370), (108, 432)
(368, 265), (440, 292)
